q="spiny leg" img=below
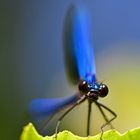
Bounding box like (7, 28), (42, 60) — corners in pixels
(54, 95), (86, 139)
(39, 107), (66, 135)
(95, 101), (117, 140)
(39, 112), (56, 134)
(40, 105), (70, 134)
(95, 102), (114, 129)
(87, 100), (92, 136)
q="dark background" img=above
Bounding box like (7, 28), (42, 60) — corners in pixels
(1, 0), (140, 140)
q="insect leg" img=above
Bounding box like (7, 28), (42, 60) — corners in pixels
(39, 112), (58, 135)
(54, 95), (86, 139)
(87, 100), (92, 136)
(95, 101), (114, 129)
(95, 101), (117, 140)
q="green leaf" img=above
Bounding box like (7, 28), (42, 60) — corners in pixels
(20, 123), (140, 140)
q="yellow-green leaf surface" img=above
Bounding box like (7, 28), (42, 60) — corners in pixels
(20, 123), (140, 140)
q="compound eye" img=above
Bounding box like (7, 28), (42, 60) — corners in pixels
(78, 80), (89, 94)
(98, 84), (108, 97)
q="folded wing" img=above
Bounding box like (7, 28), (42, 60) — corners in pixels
(63, 6), (96, 84)
(29, 94), (79, 119)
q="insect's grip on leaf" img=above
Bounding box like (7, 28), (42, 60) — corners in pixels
(20, 123), (140, 140)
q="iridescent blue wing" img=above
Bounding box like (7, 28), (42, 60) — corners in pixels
(63, 6), (79, 85)
(29, 94), (78, 119)
(29, 5), (95, 121)
(73, 7), (96, 83)
(63, 6), (96, 84)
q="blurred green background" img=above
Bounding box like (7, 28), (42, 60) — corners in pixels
(1, 0), (140, 140)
